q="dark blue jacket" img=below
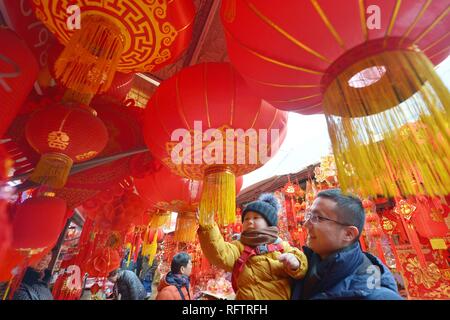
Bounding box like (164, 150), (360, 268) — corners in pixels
(292, 243), (403, 300)
(13, 268), (54, 300)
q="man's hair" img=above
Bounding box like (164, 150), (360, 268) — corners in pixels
(108, 269), (119, 278)
(171, 252), (191, 274)
(316, 189), (365, 240)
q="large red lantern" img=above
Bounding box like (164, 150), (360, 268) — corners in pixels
(32, 0), (195, 98)
(143, 62), (288, 225)
(0, 28), (39, 138)
(12, 195), (67, 254)
(25, 103), (108, 188)
(221, 0), (450, 198)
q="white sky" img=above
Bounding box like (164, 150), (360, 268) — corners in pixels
(241, 56), (450, 190)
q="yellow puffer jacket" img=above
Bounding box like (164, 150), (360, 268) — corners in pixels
(198, 223), (308, 300)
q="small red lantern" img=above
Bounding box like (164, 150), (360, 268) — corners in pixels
(12, 194), (67, 255)
(25, 103), (108, 188)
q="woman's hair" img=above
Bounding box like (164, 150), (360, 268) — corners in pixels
(171, 252), (191, 274)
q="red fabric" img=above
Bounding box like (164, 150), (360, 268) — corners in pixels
(0, 28), (39, 137)
(220, 0), (450, 113)
(0, 0), (56, 69)
(11, 196), (67, 251)
(25, 103), (108, 162)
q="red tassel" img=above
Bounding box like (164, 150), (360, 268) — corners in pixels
(398, 215), (427, 268)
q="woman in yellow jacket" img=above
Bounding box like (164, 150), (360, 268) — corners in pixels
(198, 193), (308, 300)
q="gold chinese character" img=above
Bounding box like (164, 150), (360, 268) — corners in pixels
(48, 131), (70, 150)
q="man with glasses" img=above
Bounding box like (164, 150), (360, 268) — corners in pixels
(291, 189), (402, 300)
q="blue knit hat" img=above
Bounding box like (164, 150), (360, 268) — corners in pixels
(242, 193), (280, 226)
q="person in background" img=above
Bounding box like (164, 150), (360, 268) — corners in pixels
(13, 252), (54, 300)
(107, 268), (147, 300)
(156, 252), (194, 300)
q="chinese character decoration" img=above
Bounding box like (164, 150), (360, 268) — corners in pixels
(394, 199), (427, 268)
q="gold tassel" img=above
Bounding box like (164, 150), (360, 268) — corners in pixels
(61, 89), (94, 106)
(199, 165), (236, 226)
(147, 231), (158, 266)
(149, 211), (171, 230)
(29, 152), (74, 189)
(55, 15), (124, 95)
(174, 212), (198, 243)
(323, 48), (450, 197)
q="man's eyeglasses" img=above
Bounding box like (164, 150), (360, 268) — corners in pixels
(301, 211), (352, 227)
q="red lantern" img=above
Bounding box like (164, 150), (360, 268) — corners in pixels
(54, 99), (144, 209)
(134, 162), (202, 214)
(12, 195), (67, 254)
(32, 0), (195, 96)
(0, 28), (39, 137)
(143, 62), (288, 225)
(25, 103), (108, 189)
(221, 0), (450, 198)
(221, 0), (449, 112)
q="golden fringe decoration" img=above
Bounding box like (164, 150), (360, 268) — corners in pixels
(55, 15), (124, 95)
(174, 212), (198, 243)
(148, 211), (171, 230)
(29, 152), (74, 189)
(199, 165), (236, 226)
(323, 49), (450, 197)
(142, 231), (158, 266)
